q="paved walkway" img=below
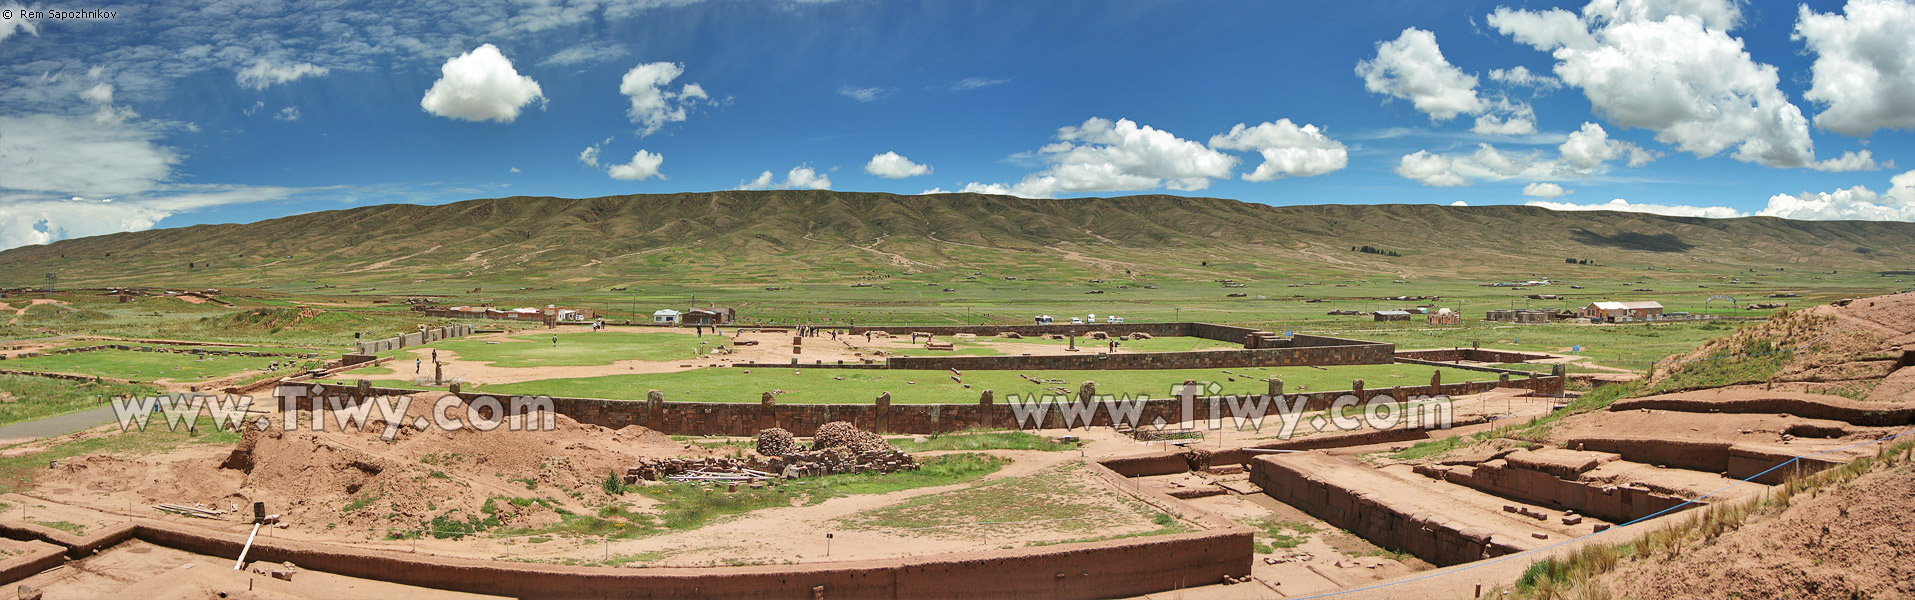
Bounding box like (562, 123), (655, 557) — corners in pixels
(0, 406), (120, 446)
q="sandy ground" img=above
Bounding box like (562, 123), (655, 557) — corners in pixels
(10, 538), (506, 600)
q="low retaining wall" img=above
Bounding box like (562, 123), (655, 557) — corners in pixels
(1414, 461), (1690, 524)
(850, 322), (1198, 340)
(0, 540), (63, 584)
(0, 521), (136, 559)
(1608, 396), (1915, 427)
(1250, 455), (1529, 566)
(26, 343), (319, 359)
(297, 374), (1560, 436)
(0, 368), (135, 385)
(885, 336), (1392, 371)
(1395, 357), (1548, 377)
(1562, 437), (1846, 485)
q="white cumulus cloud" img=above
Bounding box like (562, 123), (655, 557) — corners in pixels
(1356, 28), (1485, 121)
(1488, 66), (1562, 92)
(607, 150), (664, 181)
(1208, 119), (1349, 180)
(1558, 122), (1657, 169)
(1522, 182), (1572, 198)
(1796, 0), (1915, 136)
(955, 117), (1238, 198)
(1525, 198), (1744, 218)
(1528, 168), (1915, 222)
(1891, 168), (1915, 205)
(79, 82), (113, 104)
(1396, 151), (1469, 187)
(1487, 0), (1870, 170)
(620, 61), (712, 136)
(420, 44), (544, 123)
(236, 59), (330, 90)
(1759, 182), (1915, 221)
(577, 138), (663, 181)
(738, 165), (831, 190)
(1471, 98), (1539, 135)
(864, 152), (932, 178)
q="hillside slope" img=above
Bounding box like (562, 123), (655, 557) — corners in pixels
(5, 191), (1914, 288)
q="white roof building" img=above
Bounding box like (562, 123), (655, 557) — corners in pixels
(1588, 301), (1663, 311)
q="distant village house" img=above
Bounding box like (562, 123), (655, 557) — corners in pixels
(1579, 301), (1664, 322)
(682, 307), (735, 325)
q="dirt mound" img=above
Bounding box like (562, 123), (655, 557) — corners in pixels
(41, 394), (707, 537)
(1653, 291), (1915, 398)
(1587, 453), (1915, 599)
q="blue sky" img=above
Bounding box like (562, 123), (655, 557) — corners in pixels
(4, 0), (1915, 250)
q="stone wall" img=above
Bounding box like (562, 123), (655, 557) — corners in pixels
(1562, 437), (1846, 485)
(1413, 460), (1691, 524)
(1251, 455), (1531, 567)
(884, 338), (1392, 371)
(849, 322), (1190, 339)
(354, 324), (475, 355)
(302, 372), (1562, 436)
(1395, 348), (1555, 363)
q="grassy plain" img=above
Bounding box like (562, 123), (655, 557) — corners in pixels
(424, 331), (719, 367)
(0, 350), (281, 382)
(0, 375), (159, 426)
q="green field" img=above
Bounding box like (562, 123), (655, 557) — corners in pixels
(0, 375), (160, 426)
(419, 331), (721, 367)
(1308, 320), (1740, 370)
(475, 363), (1497, 404)
(0, 350), (280, 382)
